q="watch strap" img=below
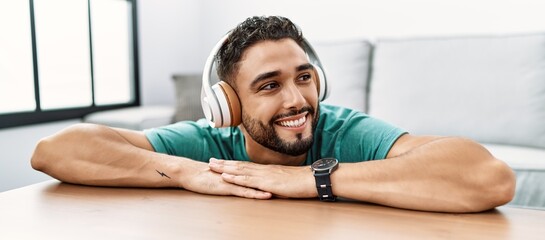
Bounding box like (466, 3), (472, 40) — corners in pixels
(314, 171), (336, 201)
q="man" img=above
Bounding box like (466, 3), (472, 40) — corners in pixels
(31, 16), (515, 213)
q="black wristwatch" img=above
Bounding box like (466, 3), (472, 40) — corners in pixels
(311, 158), (339, 201)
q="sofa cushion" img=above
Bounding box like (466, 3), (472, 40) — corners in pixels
(483, 143), (545, 209)
(83, 106), (175, 130)
(172, 74), (205, 122)
(483, 144), (545, 170)
(313, 40), (372, 113)
(368, 33), (545, 149)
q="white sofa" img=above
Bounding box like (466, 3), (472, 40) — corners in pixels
(85, 32), (545, 209)
(314, 32), (545, 209)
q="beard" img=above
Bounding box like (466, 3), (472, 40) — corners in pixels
(241, 105), (319, 156)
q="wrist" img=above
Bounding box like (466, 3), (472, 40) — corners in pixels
(302, 166), (319, 198)
(311, 158), (339, 201)
(161, 156), (196, 189)
(177, 158), (204, 189)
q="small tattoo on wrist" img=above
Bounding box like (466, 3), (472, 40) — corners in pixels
(155, 169), (171, 179)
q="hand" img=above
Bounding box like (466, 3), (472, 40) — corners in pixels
(208, 158), (317, 199)
(180, 160), (272, 199)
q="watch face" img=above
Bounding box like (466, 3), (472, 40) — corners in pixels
(312, 158), (338, 171)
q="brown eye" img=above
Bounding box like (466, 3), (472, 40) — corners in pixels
(260, 82), (280, 91)
(298, 73), (312, 82)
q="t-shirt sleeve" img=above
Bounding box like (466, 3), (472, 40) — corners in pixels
(144, 121), (208, 161)
(338, 114), (407, 161)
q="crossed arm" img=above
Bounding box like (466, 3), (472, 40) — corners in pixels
(31, 123), (515, 213)
(209, 135), (516, 212)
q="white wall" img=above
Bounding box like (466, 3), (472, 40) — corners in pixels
(199, 0), (545, 54)
(0, 0), (203, 192)
(2, 0), (545, 191)
(133, 0), (545, 106)
(138, 0), (203, 106)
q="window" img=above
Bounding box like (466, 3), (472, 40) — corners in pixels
(0, 0), (140, 129)
(0, 0), (35, 114)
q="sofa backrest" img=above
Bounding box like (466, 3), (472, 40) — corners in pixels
(367, 33), (545, 149)
(313, 40), (373, 113)
(171, 34), (545, 149)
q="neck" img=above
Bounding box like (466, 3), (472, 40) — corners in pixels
(240, 127), (307, 166)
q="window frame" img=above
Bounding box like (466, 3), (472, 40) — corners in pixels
(0, 0), (140, 129)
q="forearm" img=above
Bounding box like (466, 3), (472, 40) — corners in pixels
(332, 137), (515, 212)
(31, 124), (186, 188)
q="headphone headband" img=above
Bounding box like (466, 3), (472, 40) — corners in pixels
(300, 38), (329, 101)
(201, 34), (230, 127)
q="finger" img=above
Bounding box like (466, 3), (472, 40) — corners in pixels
(208, 161), (225, 173)
(228, 185), (272, 199)
(210, 158), (262, 168)
(221, 173), (262, 189)
(208, 158), (224, 163)
(209, 160), (256, 175)
(209, 158), (240, 165)
(208, 158), (243, 174)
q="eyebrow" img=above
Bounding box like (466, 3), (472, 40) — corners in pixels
(296, 63), (314, 72)
(249, 63), (315, 90)
(250, 70), (281, 90)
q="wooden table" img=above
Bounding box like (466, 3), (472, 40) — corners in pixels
(1, 180), (544, 239)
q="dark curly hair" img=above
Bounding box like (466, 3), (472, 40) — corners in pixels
(216, 16), (304, 89)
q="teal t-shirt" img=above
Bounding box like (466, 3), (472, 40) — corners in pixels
(144, 104), (406, 165)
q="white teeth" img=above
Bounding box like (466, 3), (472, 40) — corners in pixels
(278, 115), (306, 127)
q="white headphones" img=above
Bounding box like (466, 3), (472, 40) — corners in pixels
(201, 33), (329, 128)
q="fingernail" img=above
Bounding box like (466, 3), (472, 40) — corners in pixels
(222, 173), (233, 178)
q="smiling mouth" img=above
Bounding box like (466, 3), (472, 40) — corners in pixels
(275, 113), (307, 128)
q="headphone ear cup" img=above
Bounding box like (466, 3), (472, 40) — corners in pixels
(215, 81), (241, 127)
(313, 67), (321, 99)
(313, 65), (328, 101)
(201, 85), (222, 127)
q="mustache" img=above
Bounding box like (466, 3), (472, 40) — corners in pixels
(270, 106), (315, 123)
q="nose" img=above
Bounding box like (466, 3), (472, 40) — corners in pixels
(282, 83), (306, 110)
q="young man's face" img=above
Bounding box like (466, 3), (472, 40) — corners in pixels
(234, 38), (319, 156)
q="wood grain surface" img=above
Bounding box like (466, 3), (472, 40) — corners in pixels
(1, 180), (544, 239)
